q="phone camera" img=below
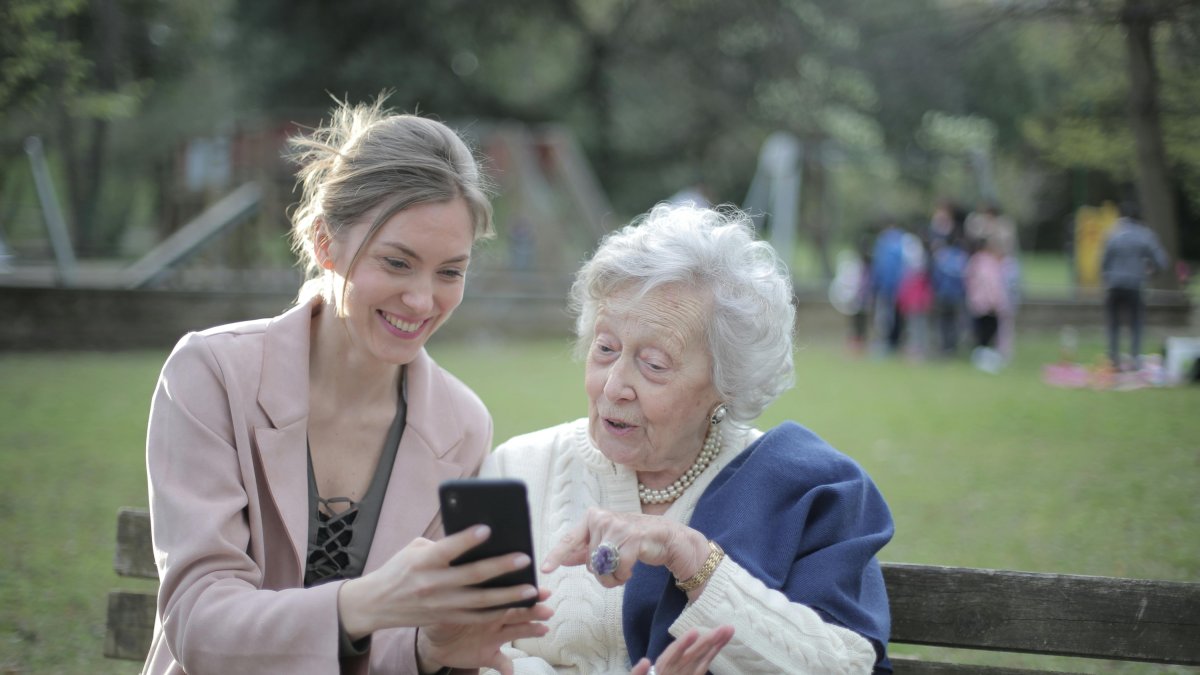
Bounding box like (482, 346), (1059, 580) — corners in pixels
(446, 493), (458, 508)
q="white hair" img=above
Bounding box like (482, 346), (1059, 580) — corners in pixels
(570, 203), (796, 424)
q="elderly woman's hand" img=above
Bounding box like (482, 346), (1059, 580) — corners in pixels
(542, 507), (712, 591)
(629, 626), (735, 675)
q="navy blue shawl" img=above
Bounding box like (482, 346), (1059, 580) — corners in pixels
(622, 422), (894, 672)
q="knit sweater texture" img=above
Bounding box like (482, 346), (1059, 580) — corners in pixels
(481, 419), (890, 674)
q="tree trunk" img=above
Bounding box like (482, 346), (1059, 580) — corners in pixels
(76, 0), (121, 256)
(585, 39), (613, 182)
(81, 117), (110, 256)
(1122, 0), (1179, 288)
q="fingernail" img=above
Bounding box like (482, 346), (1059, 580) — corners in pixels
(513, 553), (531, 568)
(522, 586), (537, 598)
(474, 525), (490, 539)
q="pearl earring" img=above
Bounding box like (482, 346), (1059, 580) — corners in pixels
(709, 403), (727, 426)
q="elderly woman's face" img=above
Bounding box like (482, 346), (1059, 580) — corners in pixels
(584, 284), (720, 478)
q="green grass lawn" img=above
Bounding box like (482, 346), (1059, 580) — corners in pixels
(1, 332), (1197, 673)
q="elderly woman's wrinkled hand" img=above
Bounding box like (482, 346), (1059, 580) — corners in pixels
(541, 507), (710, 589)
(629, 626), (735, 675)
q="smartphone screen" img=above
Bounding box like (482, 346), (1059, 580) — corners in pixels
(438, 478), (537, 608)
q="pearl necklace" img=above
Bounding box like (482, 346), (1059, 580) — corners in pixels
(638, 423), (722, 505)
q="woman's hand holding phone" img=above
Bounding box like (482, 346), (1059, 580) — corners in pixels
(439, 479), (540, 608)
(417, 587), (553, 675)
(338, 525), (544, 638)
(337, 479), (551, 673)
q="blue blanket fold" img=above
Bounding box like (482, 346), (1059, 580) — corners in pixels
(622, 421), (894, 673)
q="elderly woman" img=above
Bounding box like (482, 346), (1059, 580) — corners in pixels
(482, 204), (894, 674)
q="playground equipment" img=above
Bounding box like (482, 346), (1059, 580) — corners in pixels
(122, 182), (263, 289)
(480, 123), (614, 284)
(13, 122), (612, 293)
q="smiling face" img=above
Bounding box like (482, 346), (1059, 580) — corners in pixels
(584, 284), (721, 482)
(320, 198), (474, 366)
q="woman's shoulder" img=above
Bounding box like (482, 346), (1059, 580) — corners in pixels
(490, 418), (588, 467)
(162, 317), (273, 376)
(157, 301), (316, 417)
(484, 419), (589, 484)
(165, 300), (313, 368)
(743, 421), (873, 484)
(494, 418), (585, 456)
(702, 422), (891, 531)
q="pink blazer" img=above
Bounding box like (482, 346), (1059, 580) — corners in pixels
(142, 298), (493, 674)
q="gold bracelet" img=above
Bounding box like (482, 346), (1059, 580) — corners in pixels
(674, 540), (724, 592)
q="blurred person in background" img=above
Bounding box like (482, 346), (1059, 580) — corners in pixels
(828, 228), (874, 355)
(897, 234), (933, 361)
(926, 198), (960, 247)
(931, 232), (969, 357)
(483, 204), (895, 674)
(142, 98), (550, 675)
(964, 236), (1011, 373)
(1102, 200), (1168, 371)
(871, 219), (907, 356)
(849, 229), (875, 354)
(965, 201), (1021, 360)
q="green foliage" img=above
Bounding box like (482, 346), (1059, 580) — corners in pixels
(1016, 15), (1200, 216)
(0, 0), (89, 111)
(4, 0), (1200, 263)
(222, 0), (887, 216)
(0, 0), (236, 255)
(917, 111), (997, 155)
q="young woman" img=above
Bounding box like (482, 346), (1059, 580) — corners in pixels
(143, 99), (550, 675)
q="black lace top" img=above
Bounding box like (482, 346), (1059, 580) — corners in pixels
(304, 377), (407, 586)
(302, 375), (407, 659)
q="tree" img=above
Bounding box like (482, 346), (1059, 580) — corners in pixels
(993, 0), (1200, 277)
(228, 0), (882, 222)
(1122, 0), (1182, 276)
(2, 0), (233, 256)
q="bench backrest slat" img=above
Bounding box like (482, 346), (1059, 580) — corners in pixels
(883, 562), (1200, 665)
(115, 507), (157, 579)
(104, 590), (156, 660)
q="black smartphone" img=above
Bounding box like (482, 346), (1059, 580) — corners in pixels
(438, 478), (537, 608)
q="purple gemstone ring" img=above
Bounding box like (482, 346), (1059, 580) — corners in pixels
(589, 541), (621, 576)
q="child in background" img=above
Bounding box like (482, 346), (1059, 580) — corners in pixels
(931, 234), (969, 356)
(964, 236), (1010, 373)
(897, 236), (933, 360)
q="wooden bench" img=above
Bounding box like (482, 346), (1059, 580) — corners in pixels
(108, 507), (1200, 672)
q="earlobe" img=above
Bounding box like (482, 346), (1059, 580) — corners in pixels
(314, 220), (335, 271)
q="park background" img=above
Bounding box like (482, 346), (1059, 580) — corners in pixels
(2, 0), (1199, 673)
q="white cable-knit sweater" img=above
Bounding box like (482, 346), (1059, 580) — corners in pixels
(480, 419), (877, 675)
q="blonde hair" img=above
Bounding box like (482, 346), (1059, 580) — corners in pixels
(287, 96), (494, 301)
